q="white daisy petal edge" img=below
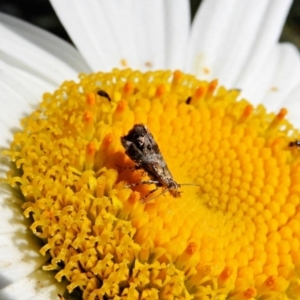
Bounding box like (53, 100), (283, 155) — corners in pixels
(283, 84), (300, 130)
(50, 0), (300, 113)
(0, 178), (64, 299)
(0, 12), (88, 299)
(0, 269), (66, 300)
(0, 62), (54, 152)
(0, 185), (27, 234)
(245, 43), (300, 114)
(0, 12), (90, 85)
(50, 0), (132, 71)
(0, 12), (92, 151)
(186, 0), (286, 81)
(186, 0), (300, 104)
(233, 0), (294, 96)
(50, 0), (191, 71)
(0, 231), (49, 287)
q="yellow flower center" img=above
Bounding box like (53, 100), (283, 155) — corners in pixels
(5, 69), (300, 299)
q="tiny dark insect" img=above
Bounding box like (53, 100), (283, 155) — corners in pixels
(186, 96), (192, 104)
(97, 89), (111, 102)
(121, 124), (199, 201)
(289, 140), (300, 148)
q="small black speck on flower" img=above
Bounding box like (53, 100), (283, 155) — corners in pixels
(186, 96), (192, 104)
(289, 140), (300, 148)
(97, 90), (111, 102)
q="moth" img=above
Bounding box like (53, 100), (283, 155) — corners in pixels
(121, 124), (199, 201)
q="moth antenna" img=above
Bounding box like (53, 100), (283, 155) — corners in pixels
(179, 183), (202, 187)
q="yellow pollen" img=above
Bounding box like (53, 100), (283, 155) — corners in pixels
(190, 86), (206, 105)
(123, 82), (134, 96)
(120, 58), (128, 67)
(203, 67), (210, 74)
(155, 84), (166, 97)
(239, 104), (253, 124)
(267, 108), (288, 132)
(172, 70), (183, 88)
(83, 110), (94, 139)
(86, 92), (96, 106)
(85, 142), (96, 170)
(244, 287), (257, 298)
(86, 93), (96, 115)
(3, 68), (300, 300)
(144, 61), (153, 68)
(186, 242), (197, 255)
(208, 79), (218, 95)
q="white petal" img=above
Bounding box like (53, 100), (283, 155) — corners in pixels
(185, 0), (292, 90)
(283, 85), (300, 129)
(186, 0), (251, 79)
(0, 185), (29, 233)
(132, 0), (166, 70)
(164, 0), (190, 70)
(0, 60), (54, 100)
(261, 43), (300, 113)
(238, 44), (279, 107)
(0, 269), (66, 300)
(0, 231), (49, 289)
(234, 0), (292, 89)
(0, 64), (50, 150)
(50, 0), (169, 71)
(88, 0), (140, 69)
(0, 80), (32, 149)
(237, 42), (300, 118)
(0, 12), (90, 85)
(50, 0), (126, 71)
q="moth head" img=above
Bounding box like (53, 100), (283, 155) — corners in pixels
(168, 181), (181, 198)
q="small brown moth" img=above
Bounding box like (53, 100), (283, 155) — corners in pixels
(121, 124), (199, 201)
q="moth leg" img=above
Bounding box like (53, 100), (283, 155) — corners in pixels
(140, 187), (160, 203)
(126, 180), (160, 188)
(141, 187), (169, 203)
(116, 164), (141, 171)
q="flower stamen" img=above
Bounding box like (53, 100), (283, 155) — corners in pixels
(4, 69), (300, 299)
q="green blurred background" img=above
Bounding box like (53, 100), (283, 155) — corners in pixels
(0, 0), (299, 50)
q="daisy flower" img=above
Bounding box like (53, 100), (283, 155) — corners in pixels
(1, 0), (300, 299)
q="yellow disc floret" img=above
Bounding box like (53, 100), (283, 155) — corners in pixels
(4, 69), (300, 299)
